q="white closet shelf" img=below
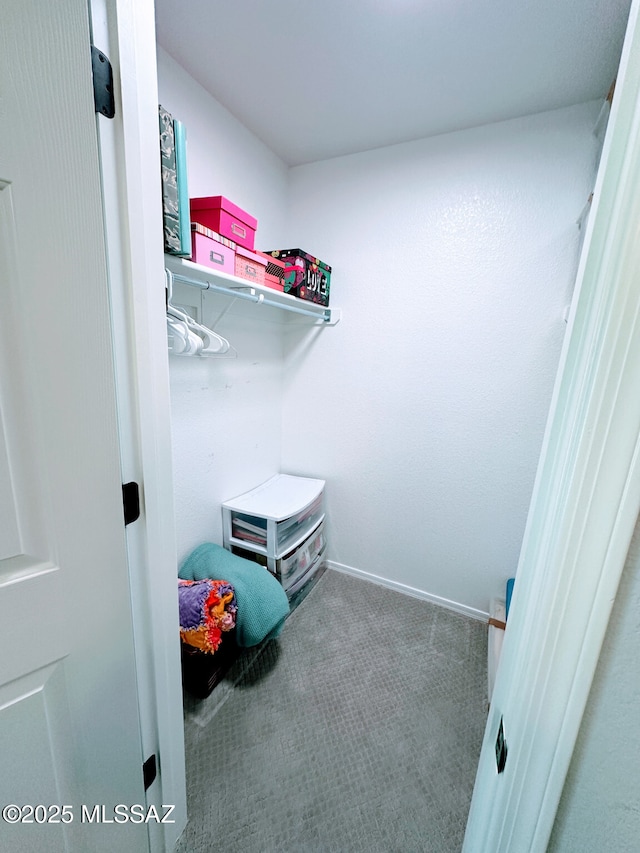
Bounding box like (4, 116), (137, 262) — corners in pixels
(165, 255), (341, 325)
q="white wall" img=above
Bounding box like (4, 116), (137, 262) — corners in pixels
(157, 48), (288, 238)
(157, 48), (600, 608)
(157, 48), (290, 562)
(282, 103), (601, 614)
(548, 515), (640, 851)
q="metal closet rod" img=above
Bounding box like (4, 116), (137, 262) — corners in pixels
(169, 271), (332, 322)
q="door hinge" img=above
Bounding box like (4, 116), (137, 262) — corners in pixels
(143, 754), (157, 791)
(122, 482), (140, 526)
(495, 715), (508, 774)
(91, 45), (115, 119)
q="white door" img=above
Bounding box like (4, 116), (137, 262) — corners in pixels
(0, 1), (149, 851)
(463, 1), (640, 849)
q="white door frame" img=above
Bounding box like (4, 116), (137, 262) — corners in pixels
(89, 0), (187, 849)
(464, 1), (640, 849)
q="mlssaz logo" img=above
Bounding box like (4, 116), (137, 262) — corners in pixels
(81, 804), (176, 823)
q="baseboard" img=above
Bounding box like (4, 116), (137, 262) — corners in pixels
(325, 560), (489, 622)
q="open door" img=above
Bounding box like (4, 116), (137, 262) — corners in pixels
(0, 1), (149, 850)
(464, 0), (640, 849)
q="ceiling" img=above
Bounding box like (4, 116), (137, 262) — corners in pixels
(154, 0), (632, 167)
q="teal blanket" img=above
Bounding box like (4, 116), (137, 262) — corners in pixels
(179, 543), (289, 647)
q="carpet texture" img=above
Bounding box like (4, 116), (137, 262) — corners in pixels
(176, 569), (488, 853)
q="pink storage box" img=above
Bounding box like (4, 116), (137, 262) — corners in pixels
(258, 251), (285, 292)
(190, 224), (235, 274)
(190, 196), (257, 251)
(191, 221), (238, 251)
(264, 274), (284, 292)
(234, 246), (267, 286)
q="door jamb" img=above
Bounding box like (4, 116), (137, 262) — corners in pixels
(88, 1), (187, 849)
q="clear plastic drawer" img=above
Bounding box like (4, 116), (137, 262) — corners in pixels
(277, 519), (325, 586)
(276, 493), (324, 552)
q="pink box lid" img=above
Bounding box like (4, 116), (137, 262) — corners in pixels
(191, 221), (238, 251)
(236, 245), (267, 266)
(190, 196), (258, 231)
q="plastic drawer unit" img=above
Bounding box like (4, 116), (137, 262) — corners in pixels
(222, 474), (326, 595)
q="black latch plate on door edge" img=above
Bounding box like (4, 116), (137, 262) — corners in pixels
(122, 482), (140, 526)
(495, 715), (508, 774)
(91, 45), (115, 118)
(143, 754), (157, 791)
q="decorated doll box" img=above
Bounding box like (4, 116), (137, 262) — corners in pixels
(265, 248), (331, 306)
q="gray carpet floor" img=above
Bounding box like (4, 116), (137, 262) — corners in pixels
(176, 568), (488, 853)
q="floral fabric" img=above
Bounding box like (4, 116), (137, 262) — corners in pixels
(178, 578), (237, 654)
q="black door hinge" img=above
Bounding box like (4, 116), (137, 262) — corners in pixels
(143, 754), (157, 791)
(495, 716), (508, 774)
(91, 45), (115, 118)
(122, 482), (140, 526)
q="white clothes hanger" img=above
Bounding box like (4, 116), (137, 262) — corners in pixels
(167, 313), (203, 355)
(167, 303), (229, 355)
(165, 269), (233, 357)
(167, 313), (187, 354)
